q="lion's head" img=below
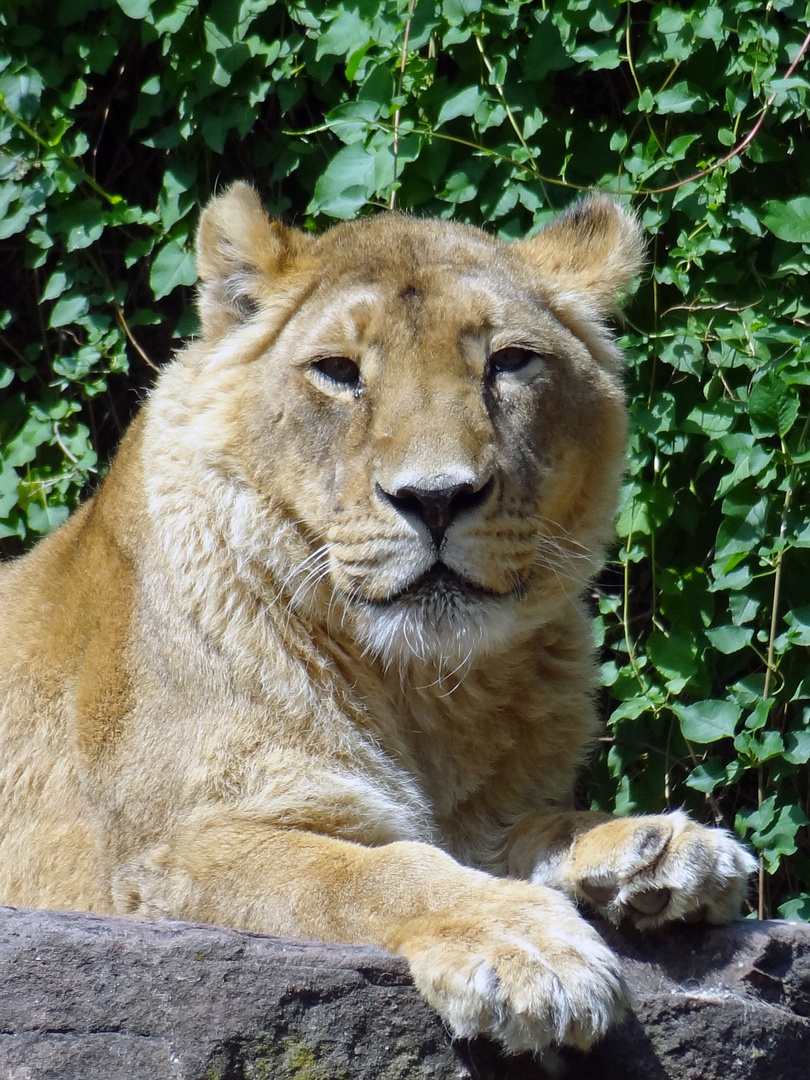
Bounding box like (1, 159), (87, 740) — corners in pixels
(151, 184), (643, 671)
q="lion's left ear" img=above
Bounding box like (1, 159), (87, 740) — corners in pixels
(195, 182), (313, 338)
(515, 195), (645, 315)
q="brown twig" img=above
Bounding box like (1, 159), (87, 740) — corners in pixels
(389, 0), (418, 211)
(116, 307), (159, 373)
(643, 28), (810, 195)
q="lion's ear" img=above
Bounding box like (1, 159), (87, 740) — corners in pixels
(516, 195), (645, 315)
(195, 182), (312, 338)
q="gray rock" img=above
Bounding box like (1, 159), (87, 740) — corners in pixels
(0, 906), (808, 1079)
(565, 918), (810, 1080)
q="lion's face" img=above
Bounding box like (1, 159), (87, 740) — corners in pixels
(190, 187), (643, 667)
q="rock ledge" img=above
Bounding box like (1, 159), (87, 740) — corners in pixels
(1, 906), (808, 1079)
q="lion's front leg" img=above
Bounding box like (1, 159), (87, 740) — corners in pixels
(507, 809), (757, 929)
(110, 811), (628, 1054)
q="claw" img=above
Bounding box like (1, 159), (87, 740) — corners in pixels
(681, 906), (706, 924)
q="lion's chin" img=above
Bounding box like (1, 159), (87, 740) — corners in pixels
(350, 563), (519, 671)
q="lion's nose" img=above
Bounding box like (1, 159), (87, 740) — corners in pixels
(378, 478), (494, 550)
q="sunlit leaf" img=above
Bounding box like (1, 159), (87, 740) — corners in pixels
(762, 197), (810, 242)
(675, 701), (741, 744)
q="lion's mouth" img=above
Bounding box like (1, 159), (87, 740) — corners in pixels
(374, 561), (503, 607)
(352, 560), (524, 665)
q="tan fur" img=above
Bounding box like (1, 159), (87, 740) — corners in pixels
(0, 185), (754, 1053)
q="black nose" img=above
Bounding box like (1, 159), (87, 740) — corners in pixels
(378, 478), (494, 550)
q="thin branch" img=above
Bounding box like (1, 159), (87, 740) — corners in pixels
(389, 0), (418, 211)
(624, 6), (666, 156)
(473, 31), (543, 188)
(658, 301), (759, 317)
(116, 307), (159, 373)
(52, 421), (79, 464)
(284, 118), (591, 193)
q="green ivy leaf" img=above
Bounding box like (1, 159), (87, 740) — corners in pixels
(0, 68), (44, 121)
(26, 501), (69, 535)
(41, 270), (69, 303)
(734, 728), (785, 763)
(783, 606), (810, 646)
(54, 200), (107, 250)
(0, 461), (19, 517)
(762, 197), (810, 243)
(784, 732), (810, 766)
(691, 5), (724, 42)
(150, 241), (197, 300)
(738, 794), (776, 835)
(685, 757), (727, 794)
(309, 143), (377, 219)
(647, 633), (698, 692)
(49, 293), (90, 328)
(748, 371), (799, 437)
(675, 700), (741, 744)
(706, 624), (753, 654)
(437, 85), (485, 125)
(779, 895), (810, 922)
(654, 82), (710, 114)
(317, 9), (371, 60)
(750, 804), (808, 873)
(116, 0), (151, 19)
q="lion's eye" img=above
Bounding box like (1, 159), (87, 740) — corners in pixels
(488, 346), (542, 374)
(311, 356), (361, 387)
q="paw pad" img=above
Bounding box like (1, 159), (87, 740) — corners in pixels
(580, 874), (619, 907)
(628, 887), (670, 917)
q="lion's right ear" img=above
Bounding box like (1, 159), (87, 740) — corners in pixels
(195, 182), (312, 338)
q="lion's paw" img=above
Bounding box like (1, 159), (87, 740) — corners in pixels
(567, 811), (756, 929)
(395, 883), (629, 1053)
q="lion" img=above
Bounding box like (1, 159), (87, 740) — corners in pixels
(0, 183), (754, 1054)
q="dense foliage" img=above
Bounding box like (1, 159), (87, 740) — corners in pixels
(1, 0), (808, 919)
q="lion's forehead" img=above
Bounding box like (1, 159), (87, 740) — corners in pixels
(311, 212), (507, 269)
(278, 262), (568, 366)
